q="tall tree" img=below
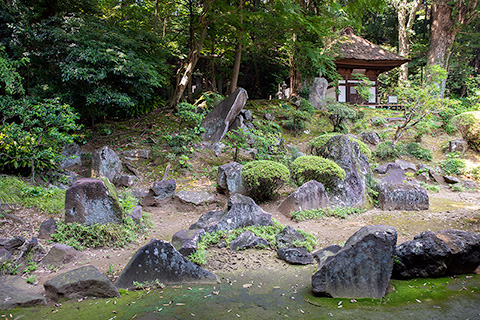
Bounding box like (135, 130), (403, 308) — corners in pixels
(427, 0), (479, 96)
(389, 0), (422, 83)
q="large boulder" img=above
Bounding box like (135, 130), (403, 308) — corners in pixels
(151, 180), (176, 201)
(393, 230), (480, 279)
(44, 265), (120, 300)
(172, 229), (206, 257)
(308, 77), (328, 109)
(312, 225), (397, 299)
(311, 135), (371, 207)
(92, 146), (122, 182)
(229, 231), (269, 251)
(189, 194), (273, 233)
(115, 239), (218, 289)
(65, 178), (123, 225)
(278, 180), (330, 218)
(216, 162), (246, 196)
(201, 88), (248, 143)
(378, 183), (429, 211)
(0, 276), (46, 310)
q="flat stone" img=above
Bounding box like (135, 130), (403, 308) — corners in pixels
(44, 265), (120, 300)
(122, 149), (151, 159)
(115, 239), (219, 289)
(42, 243), (81, 267)
(277, 247), (315, 265)
(0, 276), (46, 310)
(378, 183), (429, 211)
(176, 190), (215, 206)
(444, 175), (461, 184)
(395, 159), (417, 172)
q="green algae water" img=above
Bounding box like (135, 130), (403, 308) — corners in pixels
(5, 266), (480, 320)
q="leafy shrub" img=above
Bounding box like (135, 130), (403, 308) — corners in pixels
(291, 207), (365, 222)
(375, 141), (399, 160)
(372, 117), (386, 127)
(420, 182), (440, 192)
(308, 133), (372, 159)
(451, 111), (480, 151)
(290, 156), (345, 187)
(440, 152), (466, 175)
(242, 160), (290, 201)
(405, 142), (433, 161)
(325, 100), (357, 133)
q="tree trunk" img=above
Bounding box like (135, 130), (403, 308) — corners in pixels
(228, 42), (243, 95)
(153, 0), (159, 31)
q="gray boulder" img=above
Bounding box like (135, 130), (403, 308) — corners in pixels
(311, 134), (371, 207)
(60, 143), (82, 169)
(277, 247), (315, 265)
(395, 159), (417, 172)
(113, 174), (137, 188)
(448, 139), (468, 153)
(122, 149), (151, 159)
(312, 245), (342, 265)
(42, 243), (81, 267)
(0, 248), (13, 264)
(2, 236), (26, 252)
(128, 206), (143, 224)
(378, 183), (429, 211)
(308, 77), (328, 109)
(374, 163), (401, 175)
(172, 229), (206, 256)
(189, 194), (273, 233)
(38, 218), (57, 239)
(176, 190), (215, 206)
(444, 175), (461, 184)
(393, 230), (480, 279)
(276, 225), (307, 248)
(312, 225), (397, 299)
(216, 162), (246, 196)
(229, 231), (269, 251)
(92, 146), (122, 182)
(278, 180), (330, 218)
(65, 178), (123, 225)
(44, 265), (120, 300)
(151, 180), (176, 201)
(115, 239), (218, 289)
(0, 276), (46, 310)
(359, 131), (381, 146)
(461, 180), (478, 189)
(201, 88), (248, 143)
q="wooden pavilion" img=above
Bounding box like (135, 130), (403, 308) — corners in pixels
(325, 27), (409, 105)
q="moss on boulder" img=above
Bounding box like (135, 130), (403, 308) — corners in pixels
(308, 133), (372, 160)
(291, 156), (345, 187)
(242, 160), (290, 202)
(451, 111), (480, 151)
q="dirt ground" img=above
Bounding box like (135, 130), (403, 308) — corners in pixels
(2, 183), (480, 298)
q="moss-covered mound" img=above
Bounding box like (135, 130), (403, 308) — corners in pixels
(452, 111), (480, 151)
(308, 133), (372, 160)
(290, 156), (345, 187)
(242, 160), (290, 202)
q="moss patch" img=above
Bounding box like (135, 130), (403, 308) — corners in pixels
(242, 160), (290, 201)
(290, 155), (345, 186)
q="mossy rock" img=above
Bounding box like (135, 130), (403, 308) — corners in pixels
(308, 133), (372, 160)
(290, 156), (345, 187)
(451, 111), (480, 151)
(242, 160), (290, 202)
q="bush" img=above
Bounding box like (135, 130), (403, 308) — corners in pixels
(308, 133), (372, 159)
(405, 142), (433, 161)
(242, 160), (290, 201)
(375, 141), (399, 160)
(290, 156), (345, 187)
(440, 152), (466, 175)
(451, 111), (480, 151)
(325, 100), (356, 133)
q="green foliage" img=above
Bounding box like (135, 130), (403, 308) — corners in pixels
(404, 142), (433, 161)
(0, 97), (81, 177)
(0, 176), (65, 214)
(325, 100), (357, 133)
(308, 133), (371, 159)
(242, 160), (290, 201)
(420, 182), (440, 193)
(225, 127), (284, 162)
(450, 184), (465, 192)
(290, 155), (345, 187)
(451, 111), (480, 151)
(350, 137), (372, 160)
(440, 152), (466, 176)
(291, 207), (366, 222)
(375, 141), (400, 160)
(188, 219), (317, 265)
(50, 215), (149, 250)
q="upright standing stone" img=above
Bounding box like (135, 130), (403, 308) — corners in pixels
(201, 88), (248, 143)
(312, 225), (397, 299)
(309, 77), (328, 109)
(216, 162), (246, 196)
(92, 146), (122, 182)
